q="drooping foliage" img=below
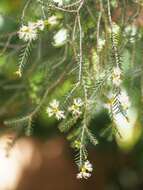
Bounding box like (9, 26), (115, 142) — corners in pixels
(0, 0), (143, 179)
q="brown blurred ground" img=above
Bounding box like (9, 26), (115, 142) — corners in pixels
(0, 127), (143, 190)
(0, 135), (140, 190)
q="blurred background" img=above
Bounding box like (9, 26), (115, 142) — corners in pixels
(0, 0), (143, 190)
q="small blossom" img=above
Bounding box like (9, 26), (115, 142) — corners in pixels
(74, 140), (82, 149)
(53, 28), (68, 47)
(77, 160), (93, 179)
(108, 23), (120, 36)
(28, 22), (37, 30)
(35, 20), (45, 31)
(112, 66), (122, 86)
(97, 38), (105, 51)
(74, 98), (83, 107)
(112, 23), (120, 34)
(46, 99), (65, 120)
(18, 20), (46, 42)
(124, 25), (138, 43)
(76, 172), (83, 179)
(84, 160), (93, 172)
(18, 24), (38, 42)
(68, 98), (83, 117)
(48, 16), (58, 26)
(77, 172), (91, 179)
(15, 69), (22, 77)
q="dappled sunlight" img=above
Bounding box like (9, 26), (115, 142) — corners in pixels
(0, 136), (81, 190)
(0, 136), (38, 190)
(115, 108), (141, 150)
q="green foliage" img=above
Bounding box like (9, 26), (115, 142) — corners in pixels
(18, 41), (33, 76)
(0, 0), (143, 179)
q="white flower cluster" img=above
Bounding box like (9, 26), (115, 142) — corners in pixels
(77, 160), (93, 179)
(46, 98), (84, 120)
(46, 99), (65, 120)
(112, 66), (122, 86)
(68, 98), (83, 117)
(18, 20), (45, 42)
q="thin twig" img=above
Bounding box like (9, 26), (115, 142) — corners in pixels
(21, 0), (32, 24)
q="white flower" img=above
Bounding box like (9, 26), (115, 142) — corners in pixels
(82, 172), (91, 179)
(112, 23), (120, 34)
(50, 99), (59, 108)
(76, 172), (83, 179)
(119, 91), (130, 110)
(55, 110), (65, 120)
(108, 23), (120, 35)
(68, 98), (83, 116)
(97, 38), (105, 51)
(18, 24), (38, 42)
(73, 98), (83, 107)
(113, 66), (121, 76)
(28, 22), (37, 30)
(112, 66), (122, 86)
(48, 16), (58, 26)
(84, 160), (93, 172)
(124, 25), (138, 43)
(74, 140), (82, 149)
(35, 20), (45, 31)
(53, 28), (68, 47)
(76, 160), (93, 179)
(46, 99), (65, 120)
(18, 19), (46, 42)
(68, 106), (81, 116)
(77, 172), (91, 179)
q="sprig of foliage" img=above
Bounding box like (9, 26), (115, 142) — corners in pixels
(17, 41), (33, 77)
(1, 0), (143, 180)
